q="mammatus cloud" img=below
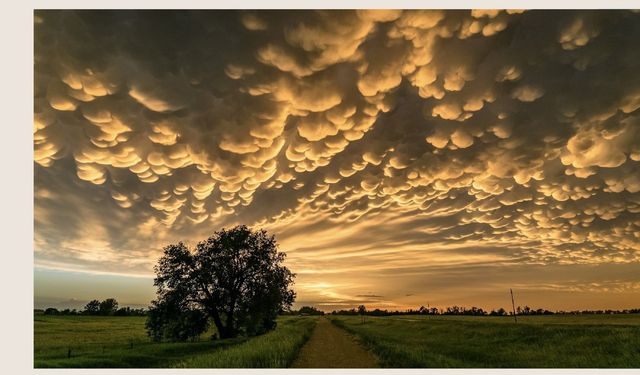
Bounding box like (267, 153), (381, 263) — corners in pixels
(34, 10), (640, 309)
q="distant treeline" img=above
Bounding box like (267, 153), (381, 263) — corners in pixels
(36, 298), (147, 316)
(330, 305), (640, 316)
(281, 306), (325, 316)
(35, 301), (640, 318)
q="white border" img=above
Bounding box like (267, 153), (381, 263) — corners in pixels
(2, 1), (639, 375)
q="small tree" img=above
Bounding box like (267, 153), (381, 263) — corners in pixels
(99, 298), (119, 316)
(298, 306), (324, 315)
(147, 225), (295, 341)
(84, 299), (100, 315)
(358, 305), (367, 324)
(44, 307), (59, 315)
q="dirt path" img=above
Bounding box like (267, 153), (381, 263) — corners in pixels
(291, 317), (379, 368)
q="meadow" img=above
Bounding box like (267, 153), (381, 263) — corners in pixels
(35, 313), (640, 368)
(34, 315), (317, 368)
(329, 314), (640, 368)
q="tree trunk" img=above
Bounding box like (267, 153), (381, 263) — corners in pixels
(209, 307), (233, 339)
(225, 306), (235, 338)
(218, 326), (233, 339)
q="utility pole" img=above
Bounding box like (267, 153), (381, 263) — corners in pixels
(510, 288), (517, 323)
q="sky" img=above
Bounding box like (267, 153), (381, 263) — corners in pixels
(34, 10), (640, 312)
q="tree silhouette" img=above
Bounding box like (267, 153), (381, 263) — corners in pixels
(99, 298), (119, 315)
(44, 307), (59, 315)
(358, 304), (367, 324)
(297, 306), (324, 315)
(84, 299), (100, 315)
(146, 225), (295, 341)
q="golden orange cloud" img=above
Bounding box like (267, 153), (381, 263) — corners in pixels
(34, 10), (640, 310)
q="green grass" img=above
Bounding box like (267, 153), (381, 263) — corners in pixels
(37, 313), (640, 368)
(34, 315), (316, 368)
(328, 314), (640, 368)
(176, 316), (318, 368)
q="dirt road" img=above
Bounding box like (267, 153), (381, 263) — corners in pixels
(291, 317), (378, 368)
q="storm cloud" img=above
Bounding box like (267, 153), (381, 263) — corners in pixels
(34, 10), (640, 310)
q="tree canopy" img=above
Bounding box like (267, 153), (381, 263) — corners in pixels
(81, 298), (134, 316)
(146, 225), (296, 341)
(84, 299), (100, 314)
(99, 298), (119, 315)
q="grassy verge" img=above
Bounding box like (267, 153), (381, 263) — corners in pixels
(329, 314), (640, 368)
(36, 339), (244, 368)
(35, 315), (317, 368)
(176, 316), (318, 368)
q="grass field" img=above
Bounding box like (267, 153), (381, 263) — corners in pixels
(329, 314), (640, 368)
(34, 315), (317, 368)
(35, 314), (640, 368)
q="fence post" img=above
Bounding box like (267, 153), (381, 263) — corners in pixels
(67, 347), (71, 359)
(510, 288), (518, 323)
